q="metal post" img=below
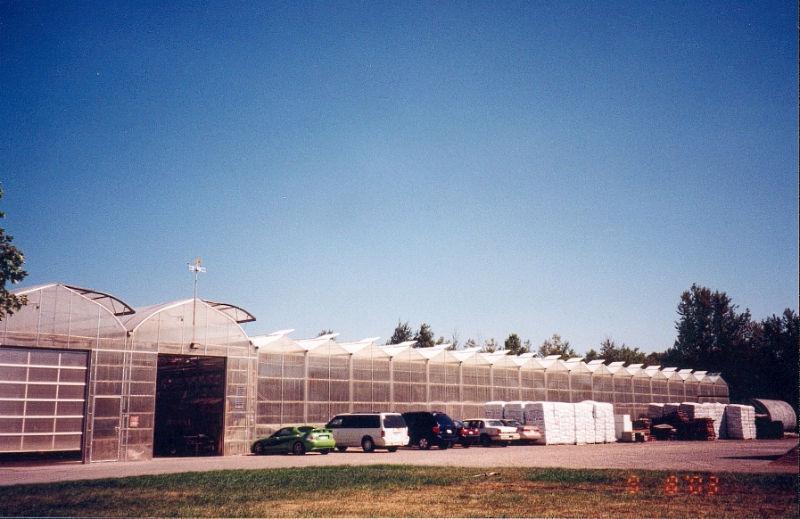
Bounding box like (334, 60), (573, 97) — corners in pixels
(425, 359), (430, 411)
(388, 356), (394, 412)
(458, 362), (463, 416)
(568, 369), (573, 403)
(348, 354), (354, 413)
(303, 351), (309, 422)
(489, 365), (494, 402)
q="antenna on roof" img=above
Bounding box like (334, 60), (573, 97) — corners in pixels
(187, 257), (206, 349)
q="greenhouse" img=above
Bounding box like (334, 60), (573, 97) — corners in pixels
(0, 282), (729, 463)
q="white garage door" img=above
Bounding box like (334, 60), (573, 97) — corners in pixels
(0, 347), (88, 453)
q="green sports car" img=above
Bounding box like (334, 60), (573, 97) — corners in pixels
(251, 426), (336, 455)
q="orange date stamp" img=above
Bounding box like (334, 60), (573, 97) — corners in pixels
(626, 475), (719, 495)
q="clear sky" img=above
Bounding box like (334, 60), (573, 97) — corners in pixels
(1, 1), (797, 354)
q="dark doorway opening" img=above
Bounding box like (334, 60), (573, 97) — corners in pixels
(154, 354), (226, 457)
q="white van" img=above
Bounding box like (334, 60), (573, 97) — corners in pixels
(325, 413), (409, 452)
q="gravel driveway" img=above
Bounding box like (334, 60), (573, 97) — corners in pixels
(1, 438), (796, 487)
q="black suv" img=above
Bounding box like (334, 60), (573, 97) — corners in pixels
(401, 411), (458, 449)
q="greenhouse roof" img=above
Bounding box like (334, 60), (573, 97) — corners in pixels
(564, 359), (591, 373)
(251, 330), (299, 352)
(14, 283), (135, 317)
(122, 298), (257, 332)
(242, 328), (724, 380)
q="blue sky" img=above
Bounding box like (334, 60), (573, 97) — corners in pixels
(1, 1), (797, 353)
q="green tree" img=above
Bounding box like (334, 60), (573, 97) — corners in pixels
(751, 309), (799, 409)
(0, 187), (27, 320)
(504, 333), (528, 355)
(447, 330), (460, 351)
(536, 334), (576, 359)
(584, 338), (647, 365)
(669, 284), (761, 403)
(387, 320), (413, 344)
(673, 284), (754, 369)
(643, 350), (667, 366)
(481, 338), (498, 353)
(413, 322), (435, 348)
(464, 338), (478, 349)
(317, 329), (334, 337)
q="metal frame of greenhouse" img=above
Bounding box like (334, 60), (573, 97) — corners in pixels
(0, 283), (729, 463)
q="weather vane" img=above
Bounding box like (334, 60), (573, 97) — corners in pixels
(187, 257), (206, 348)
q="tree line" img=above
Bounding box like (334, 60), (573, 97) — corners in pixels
(381, 284), (798, 409)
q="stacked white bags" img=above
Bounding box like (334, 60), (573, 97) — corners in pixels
(725, 404), (756, 439)
(679, 402), (708, 420)
(555, 402), (576, 444)
(525, 401), (576, 444)
(595, 402), (617, 443)
(678, 402), (729, 438)
(648, 403), (665, 419)
(573, 402), (595, 444)
(503, 401), (527, 423)
(527, 402), (560, 445)
(484, 401), (506, 420)
(614, 414), (632, 439)
(505, 400), (618, 445)
(707, 403), (727, 439)
(578, 400), (615, 443)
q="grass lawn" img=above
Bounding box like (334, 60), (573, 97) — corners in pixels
(1, 465), (796, 518)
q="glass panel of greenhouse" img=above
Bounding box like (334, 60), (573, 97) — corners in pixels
(565, 359), (592, 402)
(708, 374), (730, 404)
(543, 356), (570, 402)
(683, 370), (702, 401)
(647, 366), (670, 403)
(628, 364), (651, 418)
(520, 356), (547, 401)
(608, 362), (634, 416)
(587, 360), (614, 403)
(667, 368), (687, 401)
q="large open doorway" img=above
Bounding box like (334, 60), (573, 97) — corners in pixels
(154, 354), (226, 457)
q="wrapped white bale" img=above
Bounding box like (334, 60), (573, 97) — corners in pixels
(484, 401), (506, 420)
(614, 414), (632, 440)
(583, 400), (615, 443)
(554, 402), (576, 444)
(741, 405), (756, 439)
(647, 403), (665, 419)
(586, 413), (597, 444)
(573, 402), (595, 444)
(503, 401), (528, 423)
(593, 405), (605, 441)
(527, 401), (560, 445)
(709, 403), (727, 439)
(582, 400), (603, 443)
(522, 401), (543, 425)
(725, 404), (756, 440)
(599, 402), (617, 443)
